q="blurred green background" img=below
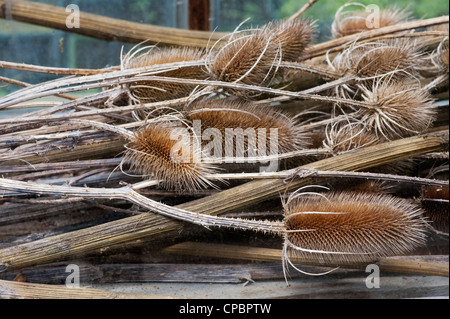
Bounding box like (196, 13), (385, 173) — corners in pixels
(0, 0), (448, 96)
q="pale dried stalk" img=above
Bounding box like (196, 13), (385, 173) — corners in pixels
(0, 75), (77, 101)
(0, 60), (204, 108)
(0, 97), (190, 125)
(0, 60), (118, 75)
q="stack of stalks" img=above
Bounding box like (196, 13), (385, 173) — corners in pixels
(0, 2), (448, 298)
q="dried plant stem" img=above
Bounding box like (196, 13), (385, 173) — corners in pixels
(0, 279), (175, 299)
(0, 60), (204, 109)
(280, 62), (340, 78)
(23, 88), (122, 118)
(290, 168), (450, 187)
(288, 0), (319, 21)
(0, 0), (226, 47)
(0, 101), (63, 110)
(424, 73), (449, 91)
(0, 130), (447, 271)
(0, 76), (77, 101)
(131, 168), (449, 190)
(0, 97), (189, 125)
(0, 178), (286, 234)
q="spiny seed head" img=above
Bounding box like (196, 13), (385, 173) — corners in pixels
(358, 78), (436, 140)
(263, 18), (315, 62)
(123, 47), (208, 103)
(185, 98), (308, 157)
(433, 37), (449, 74)
(324, 122), (380, 153)
(331, 4), (411, 38)
(282, 191), (428, 266)
(331, 39), (424, 82)
(208, 29), (281, 96)
(427, 23), (449, 33)
(123, 122), (217, 192)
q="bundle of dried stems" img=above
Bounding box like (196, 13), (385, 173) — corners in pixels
(0, 1), (448, 298)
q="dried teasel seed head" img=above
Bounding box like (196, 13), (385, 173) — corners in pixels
(427, 23), (449, 33)
(185, 99), (308, 158)
(123, 46), (208, 104)
(123, 122), (217, 192)
(331, 3), (411, 38)
(207, 29), (281, 97)
(263, 18), (315, 62)
(330, 39), (424, 84)
(357, 78), (436, 140)
(282, 191), (429, 267)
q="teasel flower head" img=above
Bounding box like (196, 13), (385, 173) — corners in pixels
(122, 46), (208, 104)
(123, 121), (218, 192)
(356, 78), (436, 140)
(263, 18), (315, 62)
(331, 3), (411, 38)
(282, 190), (429, 270)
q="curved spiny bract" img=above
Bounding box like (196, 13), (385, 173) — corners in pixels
(185, 98), (308, 160)
(123, 123), (217, 192)
(123, 47), (208, 105)
(263, 18), (315, 62)
(282, 191), (428, 267)
(331, 4), (411, 38)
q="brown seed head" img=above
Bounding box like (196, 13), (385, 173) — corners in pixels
(283, 191), (428, 266)
(332, 4), (411, 38)
(124, 47), (208, 103)
(263, 19), (315, 62)
(124, 122), (217, 192)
